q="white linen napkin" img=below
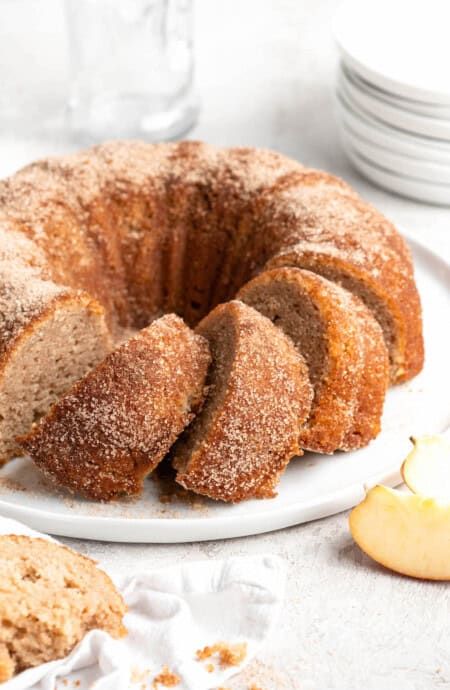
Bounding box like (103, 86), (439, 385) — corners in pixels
(0, 516), (286, 690)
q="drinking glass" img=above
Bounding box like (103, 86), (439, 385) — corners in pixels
(65, 0), (199, 142)
(0, 0), (68, 135)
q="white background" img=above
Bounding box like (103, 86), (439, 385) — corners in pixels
(1, 1), (449, 688)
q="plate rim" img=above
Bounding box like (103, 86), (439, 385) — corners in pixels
(338, 75), (450, 141)
(336, 90), (450, 152)
(342, 64), (450, 119)
(336, 94), (450, 164)
(340, 122), (450, 185)
(346, 147), (450, 205)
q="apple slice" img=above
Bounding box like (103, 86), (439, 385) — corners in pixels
(401, 434), (450, 499)
(349, 485), (450, 580)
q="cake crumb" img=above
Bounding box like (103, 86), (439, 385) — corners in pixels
(152, 665), (180, 688)
(196, 641), (247, 667)
(206, 662), (215, 673)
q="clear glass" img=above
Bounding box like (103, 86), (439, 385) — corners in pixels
(65, 0), (199, 142)
(0, 0), (68, 135)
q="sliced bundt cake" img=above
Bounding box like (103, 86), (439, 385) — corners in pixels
(171, 301), (313, 502)
(0, 141), (424, 476)
(20, 315), (210, 500)
(0, 534), (126, 680)
(238, 268), (389, 452)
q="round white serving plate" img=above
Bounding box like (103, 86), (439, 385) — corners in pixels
(333, 0), (450, 105)
(0, 237), (448, 543)
(338, 121), (450, 185)
(345, 147), (450, 206)
(336, 94), (450, 165)
(339, 72), (450, 141)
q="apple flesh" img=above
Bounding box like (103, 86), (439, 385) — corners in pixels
(349, 485), (450, 580)
(401, 434), (450, 499)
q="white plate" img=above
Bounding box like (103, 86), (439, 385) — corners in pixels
(339, 72), (450, 141)
(339, 121), (450, 185)
(333, 0), (450, 105)
(0, 238), (448, 543)
(345, 147), (450, 205)
(343, 66), (450, 120)
(336, 93), (450, 165)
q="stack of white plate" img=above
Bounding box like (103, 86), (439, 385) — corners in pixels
(333, 0), (450, 205)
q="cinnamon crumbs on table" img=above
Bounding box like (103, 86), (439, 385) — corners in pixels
(152, 665), (180, 688)
(195, 641), (247, 667)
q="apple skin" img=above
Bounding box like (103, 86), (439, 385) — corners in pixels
(349, 485), (450, 581)
(401, 434), (450, 499)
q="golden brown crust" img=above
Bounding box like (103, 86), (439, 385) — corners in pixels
(20, 315), (210, 500)
(0, 534), (126, 679)
(172, 301), (313, 502)
(237, 268), (389, 452)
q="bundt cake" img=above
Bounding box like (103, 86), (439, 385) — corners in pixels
(237, 267), (389, 453)
(0, 141), (424, 498)
(20, 315), (210, 500)
(171, 301), (313, 502)
(0, 534), (126, 680)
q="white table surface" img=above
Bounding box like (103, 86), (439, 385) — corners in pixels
(1, 2), (449, 689)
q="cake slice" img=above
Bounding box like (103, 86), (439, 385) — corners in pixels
(171, 300), (313, 502)
(238, 268), (389, 452)
(0, 263), (112, 465)
(0, 534), (126, 681)
(20, 314), (210, 500)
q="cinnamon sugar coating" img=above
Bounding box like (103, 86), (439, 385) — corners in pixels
(0, 140), (424, 476)
(238, 268), (389, 452)
(20, 315), (210, 500)
(171, 301), (313, 502)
